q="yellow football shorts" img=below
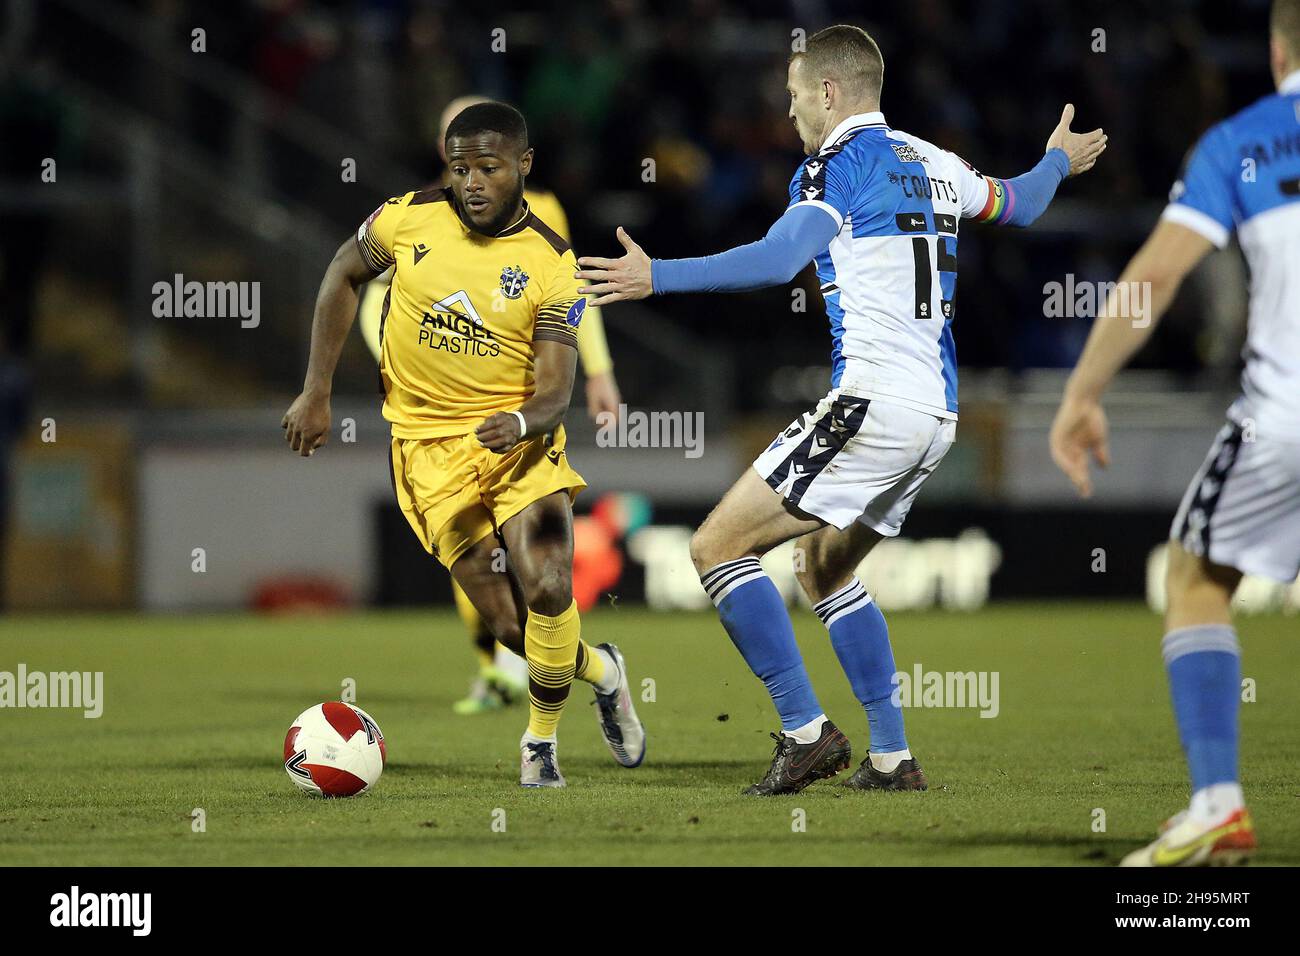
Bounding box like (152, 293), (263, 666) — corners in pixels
(389, 425), (586, 569)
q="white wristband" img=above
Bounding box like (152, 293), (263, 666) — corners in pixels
(510, 410), (527, 439)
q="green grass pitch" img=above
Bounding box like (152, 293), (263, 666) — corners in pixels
(0, 603), (1295, 866)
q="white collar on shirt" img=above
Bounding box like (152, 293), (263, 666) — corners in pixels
(819, 111), (888, 153)
(1280, 69), (1300, 95)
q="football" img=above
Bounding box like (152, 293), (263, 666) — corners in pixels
(283, 702), (387, 797)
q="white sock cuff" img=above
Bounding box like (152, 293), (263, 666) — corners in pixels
(700, 556), (766, 606)
(785, 714), (827, 744)
(813, 577), (871, 628)
(1190, 782), (1245, 822)
(869, 748), (912, 773)
(1162, 624), (1239, 665)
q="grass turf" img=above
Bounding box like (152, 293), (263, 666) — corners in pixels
(0, 603), (1295, 866)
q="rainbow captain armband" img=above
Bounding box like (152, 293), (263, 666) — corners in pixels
(972, 148), (1070, 227)
(973, 177), (1014, 224)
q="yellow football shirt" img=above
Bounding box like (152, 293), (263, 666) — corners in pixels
(356, 187), (587, 438)
(356, 188), (613, 377)
(519, 190), (614, 376)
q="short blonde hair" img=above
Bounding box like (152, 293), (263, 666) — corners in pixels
(793, 25), (884, 103)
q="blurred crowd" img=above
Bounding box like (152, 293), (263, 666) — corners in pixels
(4, 0), (1277, 410)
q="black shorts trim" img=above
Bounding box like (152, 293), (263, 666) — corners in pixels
(1174, 420), (1245, 555)
(763, 396), (871, 508)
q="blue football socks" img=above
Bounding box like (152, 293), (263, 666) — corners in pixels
(1162, 624), (1241, 792)
(814, 578), (906, 753)
(701, 557), (823, 731)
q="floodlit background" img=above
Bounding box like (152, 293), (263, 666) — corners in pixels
(2, 0), (1295, 613)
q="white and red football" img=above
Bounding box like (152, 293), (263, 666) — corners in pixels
(283, 702), (386, 797)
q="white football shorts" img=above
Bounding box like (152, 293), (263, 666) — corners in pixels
(1171, 409), (1300, 583)
(752, 390), (955, 535)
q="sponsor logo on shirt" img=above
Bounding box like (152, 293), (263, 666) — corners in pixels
(891, 142), (929, 164)
(566, 298), (587, 328)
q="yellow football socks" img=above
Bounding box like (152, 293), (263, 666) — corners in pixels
(575, 639), (607, 688)
(524, 600), (581, 739)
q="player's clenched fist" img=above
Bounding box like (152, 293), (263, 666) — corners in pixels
(281, 390), (331, 457)
(476, 411), (522, 453)
(1046, 103), (1107, 177)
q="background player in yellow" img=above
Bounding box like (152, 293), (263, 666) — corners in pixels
(282, 102), (645, 787)
(357, 95), (622, 716)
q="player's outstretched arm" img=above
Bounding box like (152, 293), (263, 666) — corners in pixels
(575, 206), (839, 306)
(1046, 104), (1107, 177)
(1049, 219), (1214, 496)
(476, 339), (578, 454)
(281, 237), (377, 457)
(972, 105), (1107, 228)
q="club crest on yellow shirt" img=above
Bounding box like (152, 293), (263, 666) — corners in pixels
(499, 265), (530, 300)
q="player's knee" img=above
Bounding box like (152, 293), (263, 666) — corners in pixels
(689, 522), (735, 575)
(523, 566), (572, 617)
(688, 524), (713, 574)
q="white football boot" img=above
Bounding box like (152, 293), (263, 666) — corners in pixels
(592, 643), (646, 768)
(519, 735), (565, 788)
(1120, 807), (1256, 867)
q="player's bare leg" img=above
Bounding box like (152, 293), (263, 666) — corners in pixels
(795, 522), (927, 791)
(448, 501), (640, 770)
(794, 521), (883, 602)
(691, 469), (851, 795)
(449, 535), (529, 714)
(690, 468), (824, 572)
(491, 493), (573, 787)
(454, 578), (528, 714)
(501, 492), (644, 785)
(500, 492), (575, 616)
(1164, 542), (1240, 632)
(1121, 543), (1254, 866)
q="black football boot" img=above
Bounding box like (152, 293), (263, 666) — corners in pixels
(843, 755), (928, 791)
(742, 721), (852, 796)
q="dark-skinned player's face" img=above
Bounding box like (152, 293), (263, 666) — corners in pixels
(445, 132), (533, 235)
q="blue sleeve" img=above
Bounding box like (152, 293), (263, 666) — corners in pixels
(996, 148), (1071, 227)
(651, 204), (841, 294)
(787, 151), (857, 227)
(1164, 125), (1237, 248)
